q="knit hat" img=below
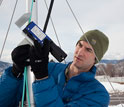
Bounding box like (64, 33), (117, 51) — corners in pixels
(77, 30), (109, 63)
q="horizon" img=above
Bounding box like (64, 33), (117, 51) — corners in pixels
(0, 56), (124, 64)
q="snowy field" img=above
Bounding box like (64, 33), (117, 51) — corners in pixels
(101, 82), (124, 93)
(109, 104), (124, 107)
(101, 82), (124, 107)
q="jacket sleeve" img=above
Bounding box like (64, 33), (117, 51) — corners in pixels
(33, 76), (110, 107)
(0, 67), (23, 107)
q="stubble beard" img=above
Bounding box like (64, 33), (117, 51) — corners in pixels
(73, 57), (85, 71)
(73, 57), (92, 72)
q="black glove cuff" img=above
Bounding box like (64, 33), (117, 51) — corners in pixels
(11, 65), (23, 78)
(34, 70), (48, 79)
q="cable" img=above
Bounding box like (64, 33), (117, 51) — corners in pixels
(22, 67), (31, 107)
(22, 0), (34, 106)
(43, 0), (54, 33)
(44, 0), (61, 48)
(0, 0), (19, 60)
(21, 68), (26, 107)
(0, 0), (3, 6)
(28, 0), (34, 23)
(44, 0), (66, 64)
(25, 67), (31, 107)
(65, 0), (84, 34)
(100, 67), (124, 107)
(65, 0), (123, 106)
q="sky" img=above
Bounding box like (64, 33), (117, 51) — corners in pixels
(0, 0), (124, 63)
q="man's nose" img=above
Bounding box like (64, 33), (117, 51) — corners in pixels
(77, 47), (85, 56)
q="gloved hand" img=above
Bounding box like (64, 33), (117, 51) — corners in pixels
(11, 45), (30, 78)
(29, 39), (50, 79)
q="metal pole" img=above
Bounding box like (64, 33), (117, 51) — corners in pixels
(25, 0), (38, 106)
(19, 0), (54, 106)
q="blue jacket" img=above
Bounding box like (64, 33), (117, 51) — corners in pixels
(0, 62), (110, 107)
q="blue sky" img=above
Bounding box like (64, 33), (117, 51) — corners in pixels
(0, 0), (124, 62)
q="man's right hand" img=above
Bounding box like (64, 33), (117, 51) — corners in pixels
(11, 45), (30, 78)
(29, 39), (50, 79)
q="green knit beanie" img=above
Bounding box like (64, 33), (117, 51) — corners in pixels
(77, 29), (109, 63)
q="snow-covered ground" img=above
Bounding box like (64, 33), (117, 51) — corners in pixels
(101, 82), (124, 107)
(101, 82), (124, 93)
(109, 104), (124, 107)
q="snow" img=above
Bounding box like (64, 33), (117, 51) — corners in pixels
(101, 82), (124, 107)
(101, 82), (124, 93)
(109, 104), (124, 107)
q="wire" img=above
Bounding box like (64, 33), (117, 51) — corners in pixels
(65, 0), (85, 34)
(44, 0), (61, 48)
(43, 0), (54, 33)
(0, 0), (19, 60)
(65, 0), (123, 106)
(100, 67), (124, 106)
(28, 0), (34, 23)
(22, 67), (31, 107)
(25, 67), (31, 107)
(21, 68), (26, 107)
(0, 0), (3, 6)
(22, 0), (34, 106)
(44, 0), (66, 64)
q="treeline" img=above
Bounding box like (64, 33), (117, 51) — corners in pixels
(96, 61), (124, 77)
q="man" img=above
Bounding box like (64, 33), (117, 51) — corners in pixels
(0, 29), (110, 107)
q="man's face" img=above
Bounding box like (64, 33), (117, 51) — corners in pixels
(73, 41), (96, 72)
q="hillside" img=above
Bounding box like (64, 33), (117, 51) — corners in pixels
(0, 61), (11, 73)
(100, 59), (124, 64)
(96, 59), (124, 77)
(0, 59), (124, 77)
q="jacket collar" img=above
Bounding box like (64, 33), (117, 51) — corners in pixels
(65, 62), (97, 82)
